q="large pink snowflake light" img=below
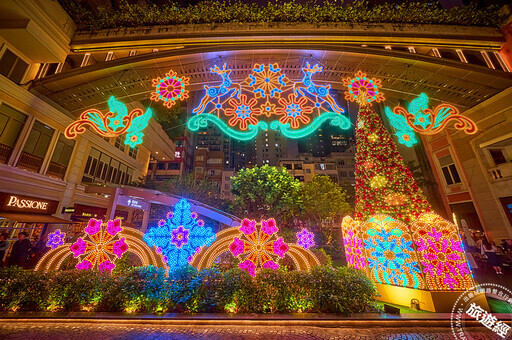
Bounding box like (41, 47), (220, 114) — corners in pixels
(70, 219), (129, 273)
(229, 218), (288, 276)
(411, 213), (474, 290)
(341, 216), (367, 270)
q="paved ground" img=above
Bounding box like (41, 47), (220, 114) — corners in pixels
(0, 322), (503, 340)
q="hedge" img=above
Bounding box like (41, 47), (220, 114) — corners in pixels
(0, 265), (377, 315)
(58, 0), (506, 31)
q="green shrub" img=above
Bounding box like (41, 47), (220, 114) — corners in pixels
(58, 0), (506, 31)
(0, 265), (377, 315)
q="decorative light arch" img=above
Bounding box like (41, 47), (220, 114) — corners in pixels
(35, 224), (165, 272)
(191, 219), (320, 273)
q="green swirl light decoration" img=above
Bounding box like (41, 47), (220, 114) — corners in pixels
(187, 114), (268, 141)
(188, 112), (351, 140)
(269, 112), (351, 139)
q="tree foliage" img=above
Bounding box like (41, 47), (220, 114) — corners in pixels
(140, 174), (227, 210)
(230, 165), (301, 222)
(299, 175), (352, 228)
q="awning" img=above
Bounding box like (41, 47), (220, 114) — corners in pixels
(0, 212), (77, 224)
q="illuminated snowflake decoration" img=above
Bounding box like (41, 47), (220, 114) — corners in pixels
(224, 94), (261, 130)
(47, 229), (66, 249)
(342, 216), (367, 270)
(70, 218), (129, 273)
(151, 69), (190, 109)
(229, 218), (288, 276)
(411, 213), (474, 290)
(143, 198), (216, 273)
(277, 94), (314, 129)
(362, 215), (424, 289)
(296, 229), (314, 250)
(342, 70), (385, 105)
(247, 63), (289, 98)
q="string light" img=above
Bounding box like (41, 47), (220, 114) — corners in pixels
(65, 96), (152, 148)
(150, 69), (190, 109)
(47, 230), (66, 249)
(143, 198), (216, 273)
(186, 62), (348, 140)
(384, 93), (477, 147)
(35, 226), (163, 272)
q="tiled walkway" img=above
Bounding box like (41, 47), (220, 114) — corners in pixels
(0, 322), (501, 340)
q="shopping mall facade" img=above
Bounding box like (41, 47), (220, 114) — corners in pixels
(1, 0), (512, 250)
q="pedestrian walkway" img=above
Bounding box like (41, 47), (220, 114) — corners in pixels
(0, 320), (500, 340)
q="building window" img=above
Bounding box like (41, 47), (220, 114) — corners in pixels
(439, 155), (461, 186)
(47, 134), (75, 179)
(283, 163), (292, 170)
(207, 158), (222, 165)
(0, 48), (29, 83)
(17, 121), (55, 173)
(81, 147), (133, 185)
(128, 146), (138, 159)
(195, 155), (204, 162)
(489, 149), (507, 166)
(168, 163), (180, 170)
(306, 168), (311, 173)
(0, 103), (27, 163)
(157, 162), (166, 170)
(114, 135), (125, 152)
(340, 171), (347, 177)
(295, 163), (303, 170)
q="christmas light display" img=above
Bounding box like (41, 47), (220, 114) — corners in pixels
(342, 70), (385, 106)
(361, 215), (425, 289)
(296, 229), (315, 250)
(143, 198), (216, 273)
(47, 229), (66, 249)
(35, 227), (165, 272)
(339, 71), (477, 305)
(65, 96), (152, 148)
(228, 218), (289, 276)
(192, 225), (320, 272)
(384, 93), (477, 147)
(343, 72), (432, 223)
(186, 62), (350, 140)
(341, 216), (367, 270)
(70, 218), (129, 273)
(411, 213), (474, 290)
(150, 69), (190, 109)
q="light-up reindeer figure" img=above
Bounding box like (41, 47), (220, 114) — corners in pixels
(293, 62), (345, 114)
(193, 64), (241, 114)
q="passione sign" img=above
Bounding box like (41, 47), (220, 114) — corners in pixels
(0, 193), (58, 214)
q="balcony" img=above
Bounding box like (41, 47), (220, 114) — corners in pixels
(489, 163), (512, 182)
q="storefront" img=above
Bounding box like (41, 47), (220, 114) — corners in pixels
(0, 193), (75, 261)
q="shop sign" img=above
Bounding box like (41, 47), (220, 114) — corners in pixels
(0, 193), (58, 214)
(117, 196), (149, 210)
(62, 207), (76, 214)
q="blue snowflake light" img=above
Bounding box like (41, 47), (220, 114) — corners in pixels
(143, 198), (216, 272)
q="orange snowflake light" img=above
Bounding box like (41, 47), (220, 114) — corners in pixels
(224, 94), (262, 130)
(276, 94), (314, 129)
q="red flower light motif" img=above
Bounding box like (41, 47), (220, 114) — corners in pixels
(224, 94), (261, 130)
(276, 94), (313, 128)
(229, 218), (288, 276)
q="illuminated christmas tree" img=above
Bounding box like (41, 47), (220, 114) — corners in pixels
(343, 71), (431, 223)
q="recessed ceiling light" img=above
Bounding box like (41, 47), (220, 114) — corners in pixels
(155, 152), (159, 154)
